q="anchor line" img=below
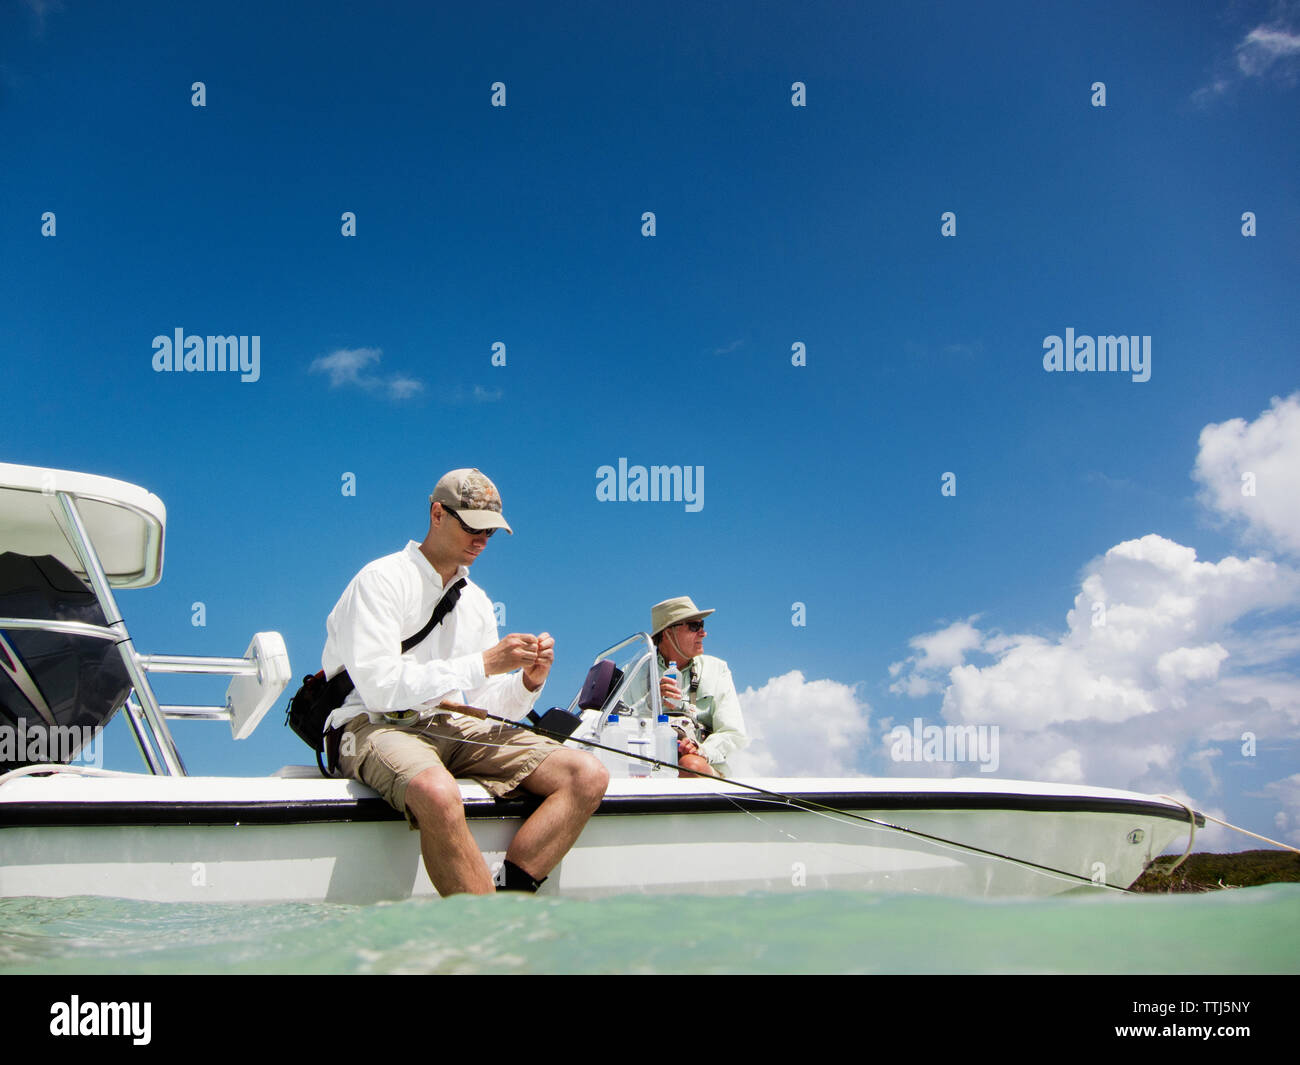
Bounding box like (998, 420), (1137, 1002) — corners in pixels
(433, 702), (1140, 894)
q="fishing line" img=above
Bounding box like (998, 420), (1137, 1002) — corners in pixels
(405, 715), (995, 884)
(400, 712), (945, 885)
(432, 702), (1139, 894)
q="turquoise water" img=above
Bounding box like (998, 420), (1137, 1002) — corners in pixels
(2, 886), (1297, 974)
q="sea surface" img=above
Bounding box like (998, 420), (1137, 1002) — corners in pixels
(2, 885), (1297, 975)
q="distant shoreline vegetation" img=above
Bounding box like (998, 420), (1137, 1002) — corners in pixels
(1132, 850), (1300, 893)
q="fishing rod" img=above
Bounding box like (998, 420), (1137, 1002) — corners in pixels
(438, 701), (1140, 894)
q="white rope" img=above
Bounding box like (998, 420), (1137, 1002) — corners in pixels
(1198, 811), (1300, 854)
(1150, 795), (1300, 883)
(1154, 794), (1198, 873)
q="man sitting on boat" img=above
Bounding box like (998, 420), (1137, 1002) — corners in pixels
(652, 596), (748, 778)
(321, 468), (608, 896)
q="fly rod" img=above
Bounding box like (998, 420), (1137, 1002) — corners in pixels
(438, 701), (1143, 894)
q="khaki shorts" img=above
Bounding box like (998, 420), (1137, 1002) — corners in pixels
(336, 712), (560, 824)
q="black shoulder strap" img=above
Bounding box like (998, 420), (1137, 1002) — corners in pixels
(315, 578), (468, 777)
(328, 577), (467, 703)
(401, 578), (466, 653)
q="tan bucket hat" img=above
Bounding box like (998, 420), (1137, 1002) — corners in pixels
(651, 596), (715, 636)
(429, 468), (513, 534)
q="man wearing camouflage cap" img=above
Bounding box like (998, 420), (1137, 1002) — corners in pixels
(321, 468), (608, 896)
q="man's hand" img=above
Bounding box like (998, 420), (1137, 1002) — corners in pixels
(483, 632), (554, 691)
(677, 736), (699, 758)
(483, 633), (541, 676)
(521, 632), (554, 692)
(659, 676), (684, 708)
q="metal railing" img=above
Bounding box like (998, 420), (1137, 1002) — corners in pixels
(1, 490), (285, 776)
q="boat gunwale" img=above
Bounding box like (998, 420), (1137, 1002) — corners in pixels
(0, 789), (1205, 828)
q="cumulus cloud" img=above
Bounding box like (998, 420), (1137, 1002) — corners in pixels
(309, 347), (426, 401)
(1194, 392), (1300, 557)
(889, 618), (982, 697)
(728, 670), (870, 778)
(935, 534), (1300, 735)
(884, 395), (1300, 847)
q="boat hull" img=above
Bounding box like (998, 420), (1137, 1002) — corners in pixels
(0, 773), (1197, 903)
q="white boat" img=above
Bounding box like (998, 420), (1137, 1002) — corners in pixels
(0, 463), (1202, 904)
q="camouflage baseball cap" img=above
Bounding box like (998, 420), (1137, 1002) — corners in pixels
(429, 468), (513, 534)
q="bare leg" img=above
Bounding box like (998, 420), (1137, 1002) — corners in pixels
(404, 764), (495, 896)
(506, 749), (608, 880)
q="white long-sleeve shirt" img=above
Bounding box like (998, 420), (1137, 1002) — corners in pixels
(321, 541), (540, 731)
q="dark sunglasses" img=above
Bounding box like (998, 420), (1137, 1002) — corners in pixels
(679, 620), (706, 632)
(444, 507), (496, 538)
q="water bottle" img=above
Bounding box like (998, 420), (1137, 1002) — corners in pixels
(661, 665), (682, 710)
(653, 714), (678, 776)
(627, 715), (653, 778)
(599, 714), (628, 778)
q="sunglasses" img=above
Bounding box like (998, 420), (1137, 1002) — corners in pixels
(444, 507), (496, 538)
(678, 620), (706, 632)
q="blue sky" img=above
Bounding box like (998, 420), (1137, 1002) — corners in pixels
(3, 1), (1298, 851)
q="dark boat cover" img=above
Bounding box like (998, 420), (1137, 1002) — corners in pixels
(0, 553), (131, 770)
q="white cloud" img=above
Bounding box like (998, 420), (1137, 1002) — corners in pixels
(1155, 644), (1229, 689)
(1236, 26), (1300, 78)
(310, 347), (381, 387)
(1194, 9), (1300, 101)
(1264, 774), (1300, 845)
(1194, 392), (1300, 557)
(387, 375), (425, 400)
(938, 535), (1300, 732)
(889, 673), (944, 698)
(1187, 746), (1223, 791)
(885, 533), (1300, 816)
(888, 617), (982, 695)
(308, 347), (426, 401)
(729, 670), (870, 778)
(1040, 747), (1085, 784)
(882, 541), (1260, 732)
(883, 395), (1300, 851)
(908, 619), (982, 671)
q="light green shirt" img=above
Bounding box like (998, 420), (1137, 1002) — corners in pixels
(658, 652), (748, 775)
